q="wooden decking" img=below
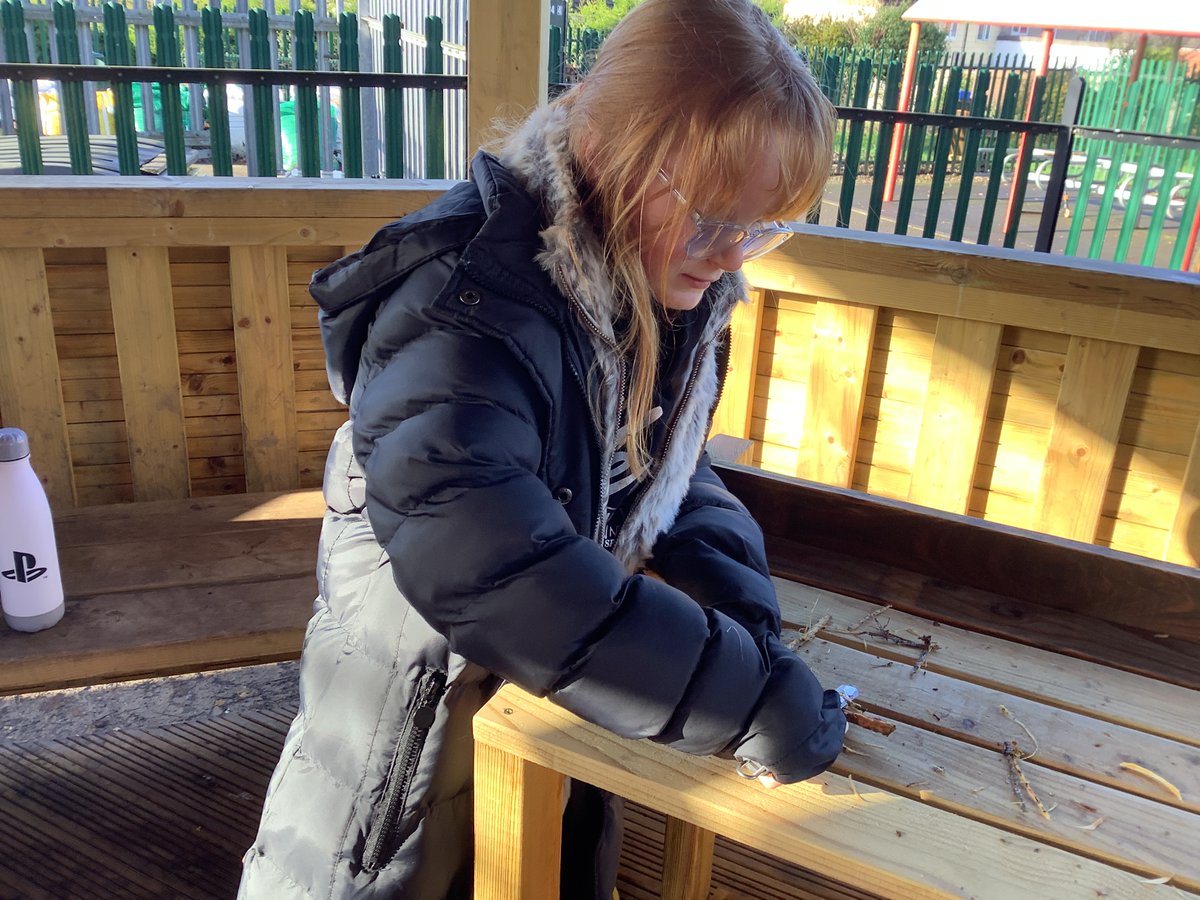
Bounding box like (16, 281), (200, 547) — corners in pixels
(0, 699), (874, 899)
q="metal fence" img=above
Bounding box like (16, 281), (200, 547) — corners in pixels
(0, 0), (467, 177)
(1, 3), (1197, 271)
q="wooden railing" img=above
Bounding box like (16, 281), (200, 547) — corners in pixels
(0, 179), (1196, 568)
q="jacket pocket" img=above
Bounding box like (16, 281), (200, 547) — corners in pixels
(362, 666), (448, 872)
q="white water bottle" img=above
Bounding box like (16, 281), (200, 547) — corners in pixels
(0, 428), (65, 632)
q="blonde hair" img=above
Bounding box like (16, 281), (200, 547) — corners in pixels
(567, 0), (834, 476)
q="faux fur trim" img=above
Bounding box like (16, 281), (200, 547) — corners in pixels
(498, 102), (746, 572)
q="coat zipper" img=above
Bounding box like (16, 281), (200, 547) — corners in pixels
(607, 338), (710, 550)
(557, 264), (627, 545)
(361, 667), (448, 872)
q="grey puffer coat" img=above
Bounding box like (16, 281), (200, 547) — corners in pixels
(239, 103), (846, 900)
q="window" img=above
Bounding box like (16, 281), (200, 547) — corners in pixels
(947, 22), (958, 37)
(1010, 25), (1029, 36)
(977, 23), (992, 40)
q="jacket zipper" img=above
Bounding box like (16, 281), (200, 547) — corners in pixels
(557, 264), (627, 545)
(361, 667), (448, 872)
(608, 339), (710, 550)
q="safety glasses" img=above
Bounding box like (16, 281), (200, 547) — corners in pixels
(657, 169), (794, 262)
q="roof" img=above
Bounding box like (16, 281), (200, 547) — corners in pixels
(902, 0), (1200, 38)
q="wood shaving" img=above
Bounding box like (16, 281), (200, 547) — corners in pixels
(847, 774), (868, 802)
(1119, 762), (1183, 801)
(1139, 876), (1172, 885)
(1074, 817), (1105, 831)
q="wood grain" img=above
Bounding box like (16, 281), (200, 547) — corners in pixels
(0, 248), (76, 509)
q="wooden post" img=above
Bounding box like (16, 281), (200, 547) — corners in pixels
(473, 741), (563, 900)
(797, 301), (876, 488)
(466, 0), (548, 157)
(1167, 419), (1200, 566)
(106, 246), (191, 502)
(230, 246), (299, 493)
(709, 288), (765, 444)
(1033, 336), (1138, 543)
(882, 21), (920, 203)
(661, 817), (715, 900)
(0, 249), (75, 509)
(907, 318), (1002, 515)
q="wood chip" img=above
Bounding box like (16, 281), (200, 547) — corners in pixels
(845, 707), (897, 736)
(1119, 762), (1183, 801)
(1074, 817), (1105, 831)
(1140, 876), (1172, 885)
(847, 774), (868, 802)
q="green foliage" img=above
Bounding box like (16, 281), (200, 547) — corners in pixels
(856, 5), (944, 55)
(569, 0), (642, 32)
(775, 14), (856, 50)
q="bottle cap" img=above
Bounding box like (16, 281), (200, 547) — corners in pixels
(0, 428), (31, 462)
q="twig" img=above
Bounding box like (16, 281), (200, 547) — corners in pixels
(998, 705), (1040, 760)
(910, 635), (935, 678)
(842, 603), (893, 633)
(844, 704), (897, 736)
(1003, 741), (1051, 819)
(783, 614), (832, 651)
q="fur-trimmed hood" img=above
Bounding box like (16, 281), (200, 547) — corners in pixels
(497, 101), (747, 571)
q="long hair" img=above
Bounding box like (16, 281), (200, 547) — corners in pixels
(567, 0), (835, 476)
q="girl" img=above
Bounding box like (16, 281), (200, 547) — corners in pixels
(241, 1), (846, 896)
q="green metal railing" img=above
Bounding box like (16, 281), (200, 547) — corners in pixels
(0, 0), (463, 179)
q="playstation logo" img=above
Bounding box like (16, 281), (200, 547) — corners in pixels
(2, 551), (47, 583)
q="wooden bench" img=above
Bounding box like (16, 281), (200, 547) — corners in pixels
(0, 489), (323, 695)
(474, 467), (1200, 899)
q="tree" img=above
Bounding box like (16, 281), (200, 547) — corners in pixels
(857, 5), (945, 55)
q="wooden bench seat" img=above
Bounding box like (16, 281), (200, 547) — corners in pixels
(0, 489), (324, 695)
(474, 585), (1200, 898)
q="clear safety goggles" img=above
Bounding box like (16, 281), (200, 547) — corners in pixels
(657, 168), (794, 262)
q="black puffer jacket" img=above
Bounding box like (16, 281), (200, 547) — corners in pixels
(239, 103), (845, 900)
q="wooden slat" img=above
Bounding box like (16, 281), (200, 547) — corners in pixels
(1167, 418), (1200, 566)
(711, 288), (766, 442)
(230, 246), (299, 492)
(717, 464), (1200, 644)
(0, 248), (76, 509)
(775, 582), (1200, 747)
(0, 574), (312, 694)
(798, 301), (877, 487)
(745, 229), (1200, 355)
(106, 246), (190, 501)
(0, 179), (445, 220)
(0, 218), (383, 248)
(796, 639), (1200, 813)
(1034, 337), (1140, 542)
(474, 685), (1165, 899)
(473, 741), (563, 900)
(827, 716), (1200, 890)
(908, 317), (1003, 514)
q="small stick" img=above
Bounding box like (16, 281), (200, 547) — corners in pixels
(783, 614), (832, 651)
(845, 706), (897, 736)
(1004, 741), (1051, 819)
(858, 627), (928, 650)
(910, 635), (934, 678)
(843, 604), (893, 633)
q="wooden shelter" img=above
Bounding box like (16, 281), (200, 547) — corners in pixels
(1, 3), (1198, 896)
